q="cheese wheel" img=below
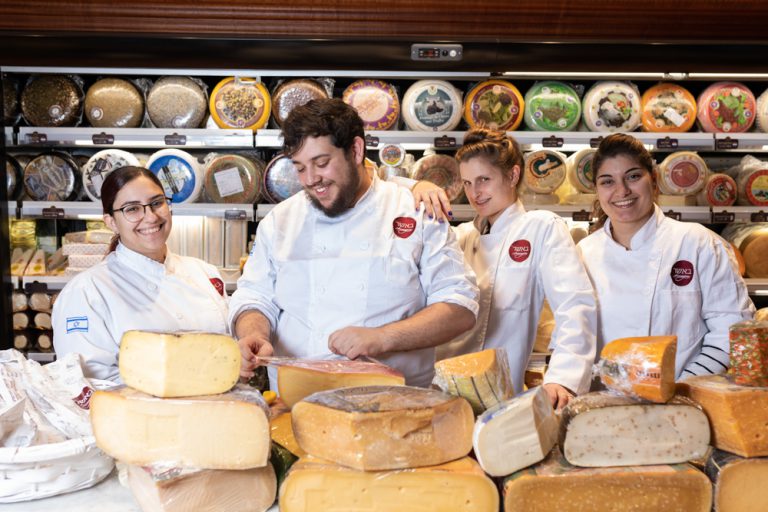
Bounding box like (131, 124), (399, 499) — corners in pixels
(203, 153), (264, 204)
(84, 77), (144, 128)
(270, 412), (305, 457)
(21, 74), (83, 127)
(82, 149), (141, 202)
(411, 153), (463, 201)
(729, 242), (746, 276)
(696, 172), (738, 206)
(641, 82), (697, 132)
(728, 320), (768, 386)
(401, 80), (462, 132)
(756, 308), (768, 322)
(697, 81), (756, 133)
(523, 150), (567, 194)
(740, 227), (768, 277)
(2, 76), (19, 125)
(342, 79), (400, 130)
(146, 148), (202, 204)
(433, 348), (514, 415)
(582, 81), (641, 132)
(523, 80), (581, 132)
(463, 79), (524, 131)
(756, 88), (768, 132)
(11, 291), (27, 313)
(657, 151), (708, 195)
(6, 154), (22, 199)
(210, 77), (270, 131)
(566, 148), (597, 193)
(736, 167), (768, 206)
(263, 153), (302, 203)
(146, 76), (207, 129)
(705, 449), (768, 512)
(272, 79), (329, 127)
(23, 151), (79, 201)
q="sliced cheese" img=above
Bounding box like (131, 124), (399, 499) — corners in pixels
(582, 81), (641, 132)
(658, 151), (708, 196)
(705, 449), (768, 512)
(697, 81), (756, 133)
(433, 347), (514, 415)
(560, 392), (710, 467)
(291, 385), (473, 470)
(696, 173), (737, 207)
(598, 335), (677, 403)
(118, 330), (240, 398)
(280, 456), (498, 512)
(473, 386), (558, 477)
(463, 79), (524, 131)
(523, 149), (567, 194)
(270, 412), (305, 457)
(728, 320), (768, 387)
(641, 82), (697, 132)
(90, 385), (270, 469)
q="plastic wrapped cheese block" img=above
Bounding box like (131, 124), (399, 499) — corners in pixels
(658, 151), (708, 196)
(523, 150), (567, 194)
(523, 81), (581, 131)
(84, 77), (145, 128)
(641, 82), (697, 132)
(736, 167), (768, 206)
(582, 81), (641, 132)
(202, 153), (264, 204)
(209, 77), (270, 130)
(21, 74), (83, 127)
(23, 151), (79, 201)
(411, 153), (463, 201)
(272, 78), (330, 127)
(61, 243), (109, 256)
(82, 149), (141, 201)
(560, 392), (710, 467)
(705, 449), (768, 512)
(739, 227), (768, 277)
(566, 148), (597, 194)
(433, 348), (514, 415)
(502, 449), (712, 512)
(146, 76), (207, 129)
(463, 79), (524, 131)
(342, 79), (400, 130)
(118, 330), (241, 398)
(263, 153), (302, 203)
(280, 456), (498, 512)
(2, 76), (19, 125)
(90, 385), (270, 469)
(728, 320), (768, 386)
(291, 385), (473, 470)
(146, 149), (202, 204)
(697, 82), (756, 133)
(696, 173), (738, 206)
(401, 79), (463, 132)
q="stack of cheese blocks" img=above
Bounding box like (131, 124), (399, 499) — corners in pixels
(62, 230), (113, 276)
(89, 330), (276, 512)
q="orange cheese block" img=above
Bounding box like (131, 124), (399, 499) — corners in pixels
(291, 385), (474, 471)
(597, 335), (677, 403)
(705, 449), (768, 512)
(434, 348), (514, 414)
(270, 412), (305, 457)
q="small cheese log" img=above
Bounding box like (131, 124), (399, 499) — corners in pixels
(270, 412), (305, 457)
(90, 385), (270, 469)
(119, 330), (240, 398)
(705, 449), (768, 512)
(728, 320), (768, 387)
(291, 385), (474, 471)
(434, 348), (514, 415)
(28, 292), (52, 312)
(473, 386), (559, 477)
(11, 291), (28, 312)
(33, 312), (52, 330)
(280, 456), (498, 512)
(36, 332), (53, 350)
(276, 359), (405, 408)
(560, 392), (710, 467)
(598, 335), (677, 402)
(678, 374), (768, 457)
(503, 449), (712, 512)
(128, 464), (276, 512)
(13, 333), (30, 350)
(12, 312), (28, 330)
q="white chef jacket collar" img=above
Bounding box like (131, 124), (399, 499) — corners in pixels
(602, 203), (663, 250)
(115, 242), (172, 277)
(472, 200), (525, 235)
(314, 171), (377, 224)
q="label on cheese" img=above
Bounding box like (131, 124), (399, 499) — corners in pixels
(658, 151), (708, 196)
(209, 77), (271, 131)
(582, 81), (641, 132)
(523, 150), (567, 194)
(524, 81), (581, 132)
(728, 320), (768, 387)
(697, 81), (756, 133)
(203, 153), (264, 204)
(82, 149), (141, 202)
(737, 168), (768, 207)
(463, 79), (524, 131)
(696, 173), (737, 206)
(641, 83), (697, 132)
(291, 385), (474, 470)
(146, 149), (202, 204)
(705, 449), (768, 512)
(402, 80), (462, 132)
(566, 148), (597, 194)
(343, 79), (400, 131)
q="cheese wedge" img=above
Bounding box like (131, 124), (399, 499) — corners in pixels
(270, 412), (305, 457)
(705, 449), (768, 512)
(434, 348), (514, 415)
(598, 335), (677, 403)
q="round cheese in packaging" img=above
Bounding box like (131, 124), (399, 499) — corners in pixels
(582, 81), (641, 132)
(737, 168), (768, 207)
(523, 81), (581, 132)
(411, 154), (463, 201)
(23, 152), (79, 201)
(6, 155), (22, 199)
(84, 78), (145, 128)
(755, 88), (768, 133)
(523, 150), (567, 194)
(2, 76), (19, 125)
(21, 75), (83, 127)
(463, 79), (524, 131)
(343, 79), (400, 131)
(402, 80), (462, 132)
(82, 149), (141, 202)
(263, 154), (303, 203)
(640, 83), (696, 132)
(210, 77), (271, 131)
(566, 148), (597, 193)
(203, 154), (264, 204)
(658, 151), (708, 195)
(272, 79), (330, 128)
(146, 76), (207, 129)
(697, 82), (756, 133)
(145, 149), (202, 204)
(696, 173), (737, 207)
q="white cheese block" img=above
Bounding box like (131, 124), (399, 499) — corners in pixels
(146, 149), (203, 204)
(566, 148), (597, 194)
(582, 81), (641, 132)
(82, 149), (140, 202)
(658, 151), (708, 195)
(523, 150), (567, 194)
(401, 80), (463, 132)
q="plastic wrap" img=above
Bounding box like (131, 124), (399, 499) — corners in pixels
(209, 76), (270, 130)
(80, 148), (140, 202)
(2, 75), (20, 125)
(696, 172), (737, 206)
(202, 153), (264, 204)
(23, 248), (46, 276)
(581, 81), (641, 132)
(146, 148), (203, 204)
(657, 151), (708, 195)
(84, 77), (145, 128)
(756, 87), (768, 133)
(146, 76), (207, 129)
(67, 254), (106, 268)
(697, 81), (756, 133)
(63, 229), (114, 244)
(731, 155), (768, 206)
(463, 79), (524, 131)
(523, 149), (567, 194)
(20, 74), (83, 127)
(23, 151), (79, 201)
(9, 248), (33, 276)
(12, 312), (28, 331)
(61, 242), (109, 256)
(262, 153), (303, 203)
(727, 320), (768, 387)
(32, 312), (51, 330)
(271, 78), (331, 127)
(523, 80), (581, 131)
(28, 292), (51, 313)
(342, 79), (400, 130)
(401, 79), (463, 132)
(640, 82), (697, 132)
(705, 449), (768, 512)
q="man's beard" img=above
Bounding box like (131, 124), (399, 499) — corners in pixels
(304, 160), (361, 217)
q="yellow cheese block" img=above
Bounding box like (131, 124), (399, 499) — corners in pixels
(598, 335), (677, 403)
(706, 449), (768, 512)
(280, 456), (499, 512)
(90, 385), (270, 469)
(270, 412), (305, 457)
(434, 348), (514, 415)
(678, 374), (768, 457)
(291, 385), (474, 471)
(119, 330), (240, 398)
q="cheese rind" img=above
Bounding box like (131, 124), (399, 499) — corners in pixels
(270, 412), (305, 457)
(705, 449), (768, 512)
(433, 348), (514, 415)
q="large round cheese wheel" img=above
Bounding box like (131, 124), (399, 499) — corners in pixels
(566, 148), (597, 194)
(203, 153), (264, 204)
(145, 149), (202, 204)
(23, 152), (79, 201)
(696, 173), (737, 207)
(736, 167), (768, 206)
(272, 79), (329, 128)
(146, 76), (207, 129)
(523, 81), (581, 132)
(740, 227), (768, 278)
(411, 154), (463, 201)
(85, 78), (145, 128)
(721, 222), (765, 250)
(82, 149), (141, 202)
(209, 77), (271, 131)
(658, 151), (708, 195)
(640, 83), (696, 132)
(729, 242), (746, 276)
(756, 88), (768, 133)
(463, 79), (524, 131)
(343, 79), (400, 131)
(6, 155), (22, 199)
(263, 153), (302, 203)
(401, 80), (462, 132)
(582, 81), (641, 132)
(2, 76), (19, 125)
(523, 150), (567, 194)
(696, 82), (756, 133)
(21, 75), (83, 127)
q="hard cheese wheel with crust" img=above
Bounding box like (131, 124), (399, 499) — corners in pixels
(524, 80), (581, 131)
(82, 149), (140, 202)
(146, 76), (207, 129)
(582, 81), (641, 132)
(21, 74), (83, 127)
(84, 77), (144, 128)
(263, 153), (302, 203)
(657, 151), (708, 195)
(342, 79), (400, 130)
(566, 148), (597, 193)
(146, 148), (202, 203)
(696, 173), (737, 206)
(523, 150), (567, 194)
(210, 77), (271, 130)
(23, 152), (79, 201)
(463, 79), (524, 131)
(203, 153), (264, 204)
(272, 79), (329, 127)
(411, 153), (463, 201)
(697, 81), (756, 133)
(402, 79), (462, 132)
(641, 82), (697, 132)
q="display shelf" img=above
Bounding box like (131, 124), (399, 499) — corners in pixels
(657, 206), (713, 223)
(26, 352), (56, 363)
(4, 126), (13, 145)
(710, 206), (768, 223)
(15, 127), (254, 149)
(713, 132), (768, 151)
(18, 201), (255, 220)
(745, 278), (768, 296)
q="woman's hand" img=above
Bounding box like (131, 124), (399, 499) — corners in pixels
(412, 180), (453, 223)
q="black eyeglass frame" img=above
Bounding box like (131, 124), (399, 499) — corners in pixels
(111, 196), (173, 223)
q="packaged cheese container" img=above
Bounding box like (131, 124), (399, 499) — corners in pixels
(402, 80), (463, 132)
(342, 79), (400, 131)
(463, 79), (524, 131)
(21, 74), (83, 127)
(209, 77), (271, 131)
(657, 151), (708, 196)
(524, 81), (581, 132)
(566, 148), (597, 194)
(82, 149), (141, 202)
(146, 148), (203, 204)
(272, 78), (331, 128)
(263, 153), (302, 204)
(697, 81), (756, 133)
(582, 81), (641, 132)
(696, 173), (738, 206)
(84, 77), (145, 128)
(523, 150), (567, 194)
(147, 76), (207, 129)
(411, 153), (463, 202)
(641, 82), (697, 132)
(202, 153), (264, 204)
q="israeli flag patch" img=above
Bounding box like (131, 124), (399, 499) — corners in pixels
(66, 316), (89, 333)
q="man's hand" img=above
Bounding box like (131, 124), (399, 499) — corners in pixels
(328, 326), (387, 360)
(237, 334), (274, 379)
(412, 180), (453, 223)
(543, 383), (574, 410)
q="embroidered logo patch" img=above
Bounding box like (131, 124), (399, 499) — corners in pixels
(66, 316), (89, 333)
(671, 260), (694, 286)
(393, 216), (417, 238)
(73, 386), (94, 410)
(210, 277), (225, 296)
(509, 240), (532, 262)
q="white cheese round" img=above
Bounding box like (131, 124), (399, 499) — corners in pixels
(756, 88), (768, 133)
(658, 151), (708, 195)
(145, 149), (202, 204)
(82, 149), (140, 202)
(582, 81), (641, 132)
(523, 150), (567, 194)
(696, 173), (738, 207)
(402, 80), (463, 132)
(566, 148), (597, 194)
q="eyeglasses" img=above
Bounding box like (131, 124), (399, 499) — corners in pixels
(113, 197), (172, 223)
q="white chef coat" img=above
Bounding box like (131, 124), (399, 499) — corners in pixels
(229, 174), (479, 388)
(52, 243), (230, 382)
(436, 201), (597, 395)
(577, 204), (755, 378)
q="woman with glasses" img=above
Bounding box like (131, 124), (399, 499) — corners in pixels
(52, 166), (229, 381)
